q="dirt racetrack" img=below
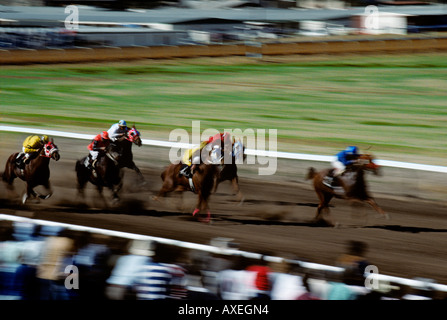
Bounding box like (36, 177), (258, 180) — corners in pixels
(1, 135), (447, 285)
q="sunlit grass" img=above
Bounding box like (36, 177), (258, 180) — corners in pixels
(1, 53), (446, 164)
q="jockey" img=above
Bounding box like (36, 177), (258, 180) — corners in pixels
(207, 132), (233, 164)
(324, 146), (361, 187)
(179, 140), (209, 179)
(16, 135), (50, 169)
(179, 132), (232, 178)
(86, 131), (111, 172)
(107, 120), (129, 142)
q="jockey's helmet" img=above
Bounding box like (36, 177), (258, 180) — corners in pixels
(119, 120), (127, 127)
(102, 131), (109, 140)
(41, 135), (49, 143)
(345, 146), (359, 155)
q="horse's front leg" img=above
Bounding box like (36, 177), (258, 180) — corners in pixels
(231, 176), (244, 205)
(23, 184), (38, 204)
(193, 193), (211, 223)
(131, 162), (146, 185)
(365, 197), (389, 220)
(36, 181), (53, 200)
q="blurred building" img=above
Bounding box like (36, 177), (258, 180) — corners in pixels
(0, 3), (446, 49)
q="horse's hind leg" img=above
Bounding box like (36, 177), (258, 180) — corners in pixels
(2, 160), (18, 197)
(75, 160), (89, 200)
(153, 177), (176, 201)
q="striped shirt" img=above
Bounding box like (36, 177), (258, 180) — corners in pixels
(134, 262), (187, 300)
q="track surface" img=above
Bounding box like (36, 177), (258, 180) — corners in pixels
(1, 136), (447, 284)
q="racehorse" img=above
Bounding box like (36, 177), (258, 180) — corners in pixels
(2, 139), (60, 204)
(213, 139), (246, 203)
(114, 125), (145, 183)
(306, 153), (388, 226)
(153, 148), (219, 223)
(75, 142), (124, 204)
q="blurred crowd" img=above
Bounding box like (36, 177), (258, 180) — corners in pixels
(0, 219), (445, 301)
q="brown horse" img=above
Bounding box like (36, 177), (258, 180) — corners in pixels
(306, 153), (389, 226)
(75, 142), (124, 204)
(2, 140), (60, 204)
(154, 150), (219, 223)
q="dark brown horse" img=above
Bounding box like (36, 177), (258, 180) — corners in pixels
(2, 140), (60, 204)
(113, 125), (145, 184)
(75, 143), (124, 204)
(213, 139), (245, 203)
(154, 149), (219, 223)
(306, 153), (389, 225)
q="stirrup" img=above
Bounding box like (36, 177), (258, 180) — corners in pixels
(180, 166), (192, 178)
(322, 176), (333, 187)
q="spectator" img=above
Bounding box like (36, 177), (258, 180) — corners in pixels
(296, 273), (321, 300)
(73, 232), (112, 300)
(326, 271), (357, 300)
(133, 242), (187, 300)
(36, 228), (76, 300)
(105, 239), (154, 300)
(13, 224), (45, 300)
(337, 240), (370, 286)
(245, 254), (273, 300)
(0, 221), (22, 299)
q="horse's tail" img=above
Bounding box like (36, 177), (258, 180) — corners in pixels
(306, 167), (317, 180)
(160, 166), (168, 181)
(2, 154), (17, 184)
(75, 158), (89, 187)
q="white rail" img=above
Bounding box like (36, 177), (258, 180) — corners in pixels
(1, 125), (446, 173)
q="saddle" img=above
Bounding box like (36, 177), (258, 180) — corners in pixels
(15, 152), (37, 170)
(323, 169), (344, 189)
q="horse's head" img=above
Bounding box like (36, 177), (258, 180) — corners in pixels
(43, 140), (60, 161)
(358, 153), (380, 175)
(127, 126), (142, 147)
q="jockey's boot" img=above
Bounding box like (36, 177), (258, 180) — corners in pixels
(15, 153), (25, 169)
(179, 165), (192, 179)
(23, 153), (31, 165)
(322, 176), (333, 188)
(91, 159), (98, 178)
